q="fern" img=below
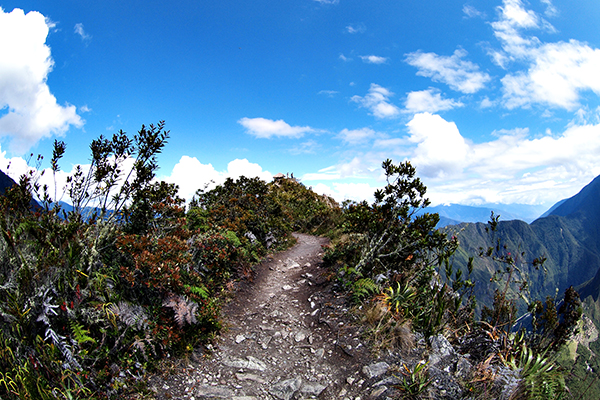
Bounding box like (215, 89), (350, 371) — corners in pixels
(352, 278), (380, 304)
(184, 284), (209, 299)
(162, 293), (198, 328)
(108, 302), (149, 331)
(35, 289), (59, 326)
(44, 327), (80, 369)
(70, 321), (96, 346)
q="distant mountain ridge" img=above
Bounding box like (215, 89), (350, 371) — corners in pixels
(420, 202), (547, 227)
(449, 175), (600, 312)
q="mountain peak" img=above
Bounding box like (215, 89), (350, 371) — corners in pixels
(549, 175), (600, 218)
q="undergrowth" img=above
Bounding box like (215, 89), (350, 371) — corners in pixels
(0, 122), (342, 399)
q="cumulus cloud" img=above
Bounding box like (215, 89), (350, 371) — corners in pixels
(406, 113), (469, 178)
(360, 55), (388, 64)
(0, 8), (83, 154)
(417, 114), (600, 204)
(351, 84), (401, 119)
(490, 0), (548, 63)
(303, 109), (600, 207)
(238, 117), (313, 139)
(488, 0), (600, 110)
(161, 156), (273, 202)
(405, 48), (491, 93)
(404, 88), (464, 113)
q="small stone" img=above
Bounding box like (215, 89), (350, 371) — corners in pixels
(235, 334), (246, 344)
(236, 372), (266, 384)
(347, 377), (355, 385)
(300, 382), (327, 397)
(371, 386), (388, 397)
(223, 356), (267, 371)
(196, 385), (235, 398)
(373, 376), (401, 387)
(282, 285), (293, 291)
(270, 377), (302, 400)
(261, 336), (272, 349)
(315, 348), (325, 358)
(294, 331), (306, 342)
(362, 362), (390, 379)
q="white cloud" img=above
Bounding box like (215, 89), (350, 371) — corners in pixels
(304, 110), (600, 207)
(161, 156), (273, 202)
(406, 113), (470, 178)
(463, 5), (486, 19)
(540, 0), (558, 17)
(404, 88), (464, 113)
(339, 54), (351, 62)
(410, 114), (600, 204)
(337, 127), (379, 145)
(488, 1), (600, 110)
(311, 182), (377, 203)
(318, 90), (338, 97)
(496, 0), (540, 30)
(238, 117), (313, 139)
(74, 23), (91, 42)
(360, 55), (388, 64)
(289, 140), (319, 155)
(480, 97), (495, 108)
(346, 24), (366, 34)
(0, 8), (83, 154)
(502, 40), (600, 110)
(314, 0), (339, 4)
(405, 49), (491, 93)
(351, 84), (401, 119)
(489, 0), (555, 64)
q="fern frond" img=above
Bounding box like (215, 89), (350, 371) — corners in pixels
(35, 289), (59, 326)
(352, 278), (380, 304)
(184, 284), (208, 299)
(108, 302), (149, 331)
(162, 293), (198, 327)
(70, 321), (96, 346)
(44, 328), (81, 369)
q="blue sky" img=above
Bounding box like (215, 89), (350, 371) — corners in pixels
(1, 0), (600, 209)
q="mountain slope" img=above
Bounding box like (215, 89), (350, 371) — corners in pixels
(0, 169), (17, 195)
(451, 175), (600, 311)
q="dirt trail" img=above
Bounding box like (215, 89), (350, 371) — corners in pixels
(149, 233), (397, 400)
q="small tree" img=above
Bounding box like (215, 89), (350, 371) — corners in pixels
(343, 159), (456, 281)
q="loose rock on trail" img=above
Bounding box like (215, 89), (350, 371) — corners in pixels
(148, 233), (403, 399)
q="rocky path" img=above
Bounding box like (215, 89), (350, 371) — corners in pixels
(149, 233), (402, 400)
